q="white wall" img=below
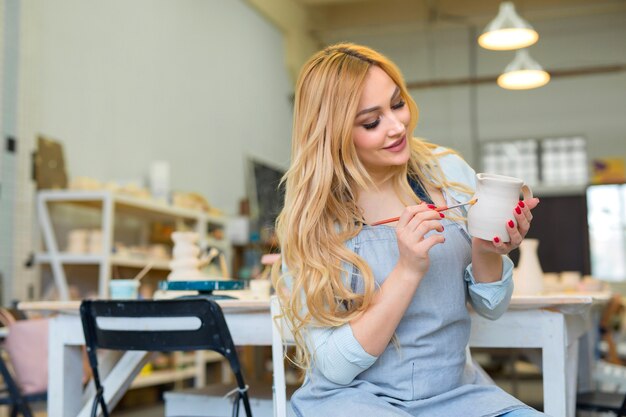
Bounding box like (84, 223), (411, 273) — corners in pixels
(10, 0), (293, 302)
(324, 12), (626, 176)
(22, 0), (293, 215)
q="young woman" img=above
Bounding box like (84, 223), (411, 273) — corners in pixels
(273, 43), (544, 417)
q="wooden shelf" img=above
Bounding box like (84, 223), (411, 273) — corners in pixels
(35, 253), (104, 264)
(39, 190), (212, 221)
(110, 255), (170, 270)
(36, 253), (171, 270)
(174, 351), (224, 366)
(131, 368), (197, 389)
(131, 351), (225, 389)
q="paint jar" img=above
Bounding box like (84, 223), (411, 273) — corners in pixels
(109, 279), (140, 300)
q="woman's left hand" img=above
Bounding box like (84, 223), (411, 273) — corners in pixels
(472, 197), (541, 255)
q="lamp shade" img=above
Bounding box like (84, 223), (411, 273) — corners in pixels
(478, 2), (539, 51)
(497, 49), (550, 90)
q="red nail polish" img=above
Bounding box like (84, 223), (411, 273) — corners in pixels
(427, 204), (436, 209)
(508, 220), (515, 228)
(439, 213), (445, 218)
(518, 201), (525, 208)
(515, 206), (522, 215)
(494, 237), (500, 243)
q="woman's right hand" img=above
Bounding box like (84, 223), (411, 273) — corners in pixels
(395, 203), (445, 278)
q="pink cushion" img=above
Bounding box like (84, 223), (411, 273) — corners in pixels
(5, 318), (49, 395)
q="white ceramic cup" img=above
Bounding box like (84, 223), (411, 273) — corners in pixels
(542, 273), (562, 293)
(560, 271), (581, 291)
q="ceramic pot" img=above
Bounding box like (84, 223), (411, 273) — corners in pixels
(172, 243), (200, 259)
(168, 230), (206, 281)
(169, 258), (201, 270)
(467, 173), (533, 242)
(170, 231), (199, 244)
(67, 229), (89, 253)
(513, 239), (544, 295)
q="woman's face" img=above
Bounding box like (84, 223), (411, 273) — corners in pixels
(352, 65), (411, 177)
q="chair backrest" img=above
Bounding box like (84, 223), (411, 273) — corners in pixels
(270, 296), (295, 417)
(81, 298), (240, 372)
(80, 298), (252, 417)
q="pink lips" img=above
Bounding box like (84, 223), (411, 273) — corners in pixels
(383, 135), (407, 152)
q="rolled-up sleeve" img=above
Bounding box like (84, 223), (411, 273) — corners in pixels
(306, 323), (378, 385)
(282, 263), (378, 385)
(464, 256), (514, 320)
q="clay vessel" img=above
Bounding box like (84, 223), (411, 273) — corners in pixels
(467, 173), (532, 243)
(513, 239), (544, 295)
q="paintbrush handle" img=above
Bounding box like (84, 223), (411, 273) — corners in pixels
(370, 216), (400, 226)
(370, 198), (477, 226)
(436, 198), (477, 212)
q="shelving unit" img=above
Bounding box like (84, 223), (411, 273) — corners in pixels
(35, 190), (231, 300)
(131, 351), (224, 389)
(35, 190), (232, 391)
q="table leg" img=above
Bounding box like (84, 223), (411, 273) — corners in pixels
(542, 312), (568, 417)
(48, 315), (85, 416)
(577, 306), (601, 392)
(566, 340), (580, 417)
(77, 351), (148, 417)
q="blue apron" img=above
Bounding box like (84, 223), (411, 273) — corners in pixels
(290, 216), (530, 417)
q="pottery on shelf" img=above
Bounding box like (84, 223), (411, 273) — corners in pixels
(467, 173), (533, 243)
(172, 244), (200, 259)
(167, 231), (207, 281)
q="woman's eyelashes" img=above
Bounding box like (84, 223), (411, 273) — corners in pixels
(363, 119), (380, 130)
(361, 100), (406, 130)
(391, 100), (405, 110)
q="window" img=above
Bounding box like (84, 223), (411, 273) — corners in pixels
(483, 139), (539, 185)
(482, 136), (588, 187)
(587, 184), (626, 281)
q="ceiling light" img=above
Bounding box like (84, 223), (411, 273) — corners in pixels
(497, 49), (550, 90)
(478, 2), (539, 51)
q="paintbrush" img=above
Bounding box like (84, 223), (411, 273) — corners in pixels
(370, 198), (478, 226)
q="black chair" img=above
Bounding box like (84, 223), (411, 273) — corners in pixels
(577, 296), (626, 416)
(0, 352), (47, 417)
(577, 391), (626, 416)
(80, 298), (252, 417)
(577, 359), (626, 416)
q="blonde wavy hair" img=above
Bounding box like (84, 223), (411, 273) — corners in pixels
(272, 43), (472, 371)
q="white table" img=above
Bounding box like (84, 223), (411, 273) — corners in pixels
(20, 292), (608, 417)
(472, 293), (609, 417)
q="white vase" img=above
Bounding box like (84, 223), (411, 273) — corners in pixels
(467, 173), (533, 243)
(513, 239), (544, 295)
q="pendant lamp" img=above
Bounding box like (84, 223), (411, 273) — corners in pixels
(497, 49), (550, 90)
(478, 2), (539, 51)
